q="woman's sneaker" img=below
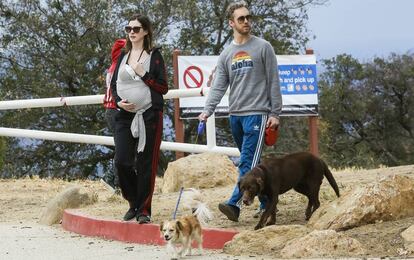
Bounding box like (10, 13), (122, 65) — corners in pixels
(123, 208), (137, 221)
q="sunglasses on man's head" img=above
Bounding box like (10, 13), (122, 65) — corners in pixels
(236, 14), (252, 24)
(125, 26), (142, 33)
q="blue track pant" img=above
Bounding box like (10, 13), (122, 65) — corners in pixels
(227, 114), (267, 209)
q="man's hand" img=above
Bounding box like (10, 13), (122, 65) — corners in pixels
(266, 116), (280, 130)
(198, 112), (209, 122)
(117, 99), (136, 112)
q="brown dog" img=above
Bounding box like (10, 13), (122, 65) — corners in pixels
(239, 152), (340, 230)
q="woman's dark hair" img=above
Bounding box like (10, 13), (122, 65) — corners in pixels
(125, 14), (154, 53)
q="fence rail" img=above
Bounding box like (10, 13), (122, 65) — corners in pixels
(0, 89), (240, 157)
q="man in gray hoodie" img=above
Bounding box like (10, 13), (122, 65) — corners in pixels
(199, 1), (282, 222)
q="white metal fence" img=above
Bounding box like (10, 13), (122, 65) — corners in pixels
(0, 89), (240, 157)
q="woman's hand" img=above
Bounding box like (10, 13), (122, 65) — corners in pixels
(117, 99), (136, 112)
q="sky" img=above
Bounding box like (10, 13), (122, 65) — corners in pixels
(306, 0), (414, 62)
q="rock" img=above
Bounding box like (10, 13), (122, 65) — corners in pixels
(39, 185), (97, 225)
(401, 225), (414, 255)
(308, 175), (414, 231)
(223, 225), (310, 256)
(280, 229), (365, 258)
(161, 153), (238, 193)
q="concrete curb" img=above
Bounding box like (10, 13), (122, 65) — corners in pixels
(62, 209), (238, 249)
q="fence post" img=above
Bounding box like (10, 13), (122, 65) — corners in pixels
(206, 113), (216, 149)
(305, 48), (319, 156)
(173, 49), (185, 159)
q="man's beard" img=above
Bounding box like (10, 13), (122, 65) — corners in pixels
(235, 25), (251, 35)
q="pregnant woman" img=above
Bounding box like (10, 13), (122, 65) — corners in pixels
(111, 14), (168, 223)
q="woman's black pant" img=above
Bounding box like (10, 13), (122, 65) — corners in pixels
(114, 107), (163, 216)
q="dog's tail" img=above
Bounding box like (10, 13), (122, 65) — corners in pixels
(321, 160), (340, 197)
(181, 188), (213, 226)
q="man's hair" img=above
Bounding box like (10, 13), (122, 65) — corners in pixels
(226, 1), (249, 20)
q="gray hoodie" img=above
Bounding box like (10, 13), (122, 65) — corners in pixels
(203, 36), (282, 118)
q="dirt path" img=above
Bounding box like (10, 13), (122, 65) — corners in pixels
(1, 164), (413, 257)
(0, 223), (272, 260)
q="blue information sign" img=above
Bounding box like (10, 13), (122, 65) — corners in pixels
(278, 64), (318, 95)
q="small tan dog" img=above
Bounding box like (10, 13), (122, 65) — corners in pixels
(160, 189), (212, 259)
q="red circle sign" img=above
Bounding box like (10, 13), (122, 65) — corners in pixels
(183, 66), (204, 89)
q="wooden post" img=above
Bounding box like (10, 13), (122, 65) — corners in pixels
(306, 48), (319, 156)
(173, 50), (185, 159)
(309, 116), (319, 156)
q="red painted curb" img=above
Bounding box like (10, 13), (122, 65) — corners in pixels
(62, 209), (238, 249)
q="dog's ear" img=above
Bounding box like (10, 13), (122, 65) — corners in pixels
(159, 221), (164, 231)
(176, 220), (184, 231)
(159, 222), (164, 238)
(256, 177), (264, 192)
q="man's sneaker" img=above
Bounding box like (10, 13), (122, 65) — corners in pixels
(137, 214), (151, 224)
(253, 208), (265, 218)
(218, 203), (240, 222)
(123, 208), (137, 221)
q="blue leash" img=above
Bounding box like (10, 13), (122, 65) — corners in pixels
(194, 121), (205, 144)
(172, 187), (184, 219)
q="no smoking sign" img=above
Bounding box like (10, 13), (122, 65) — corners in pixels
(183, 66), (204, 89)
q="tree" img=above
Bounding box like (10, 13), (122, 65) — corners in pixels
(1, 0), (115, 178)
(172, 0), (326, 55)
(318, 53), (414, 168)
(363, 54), (414, 165)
